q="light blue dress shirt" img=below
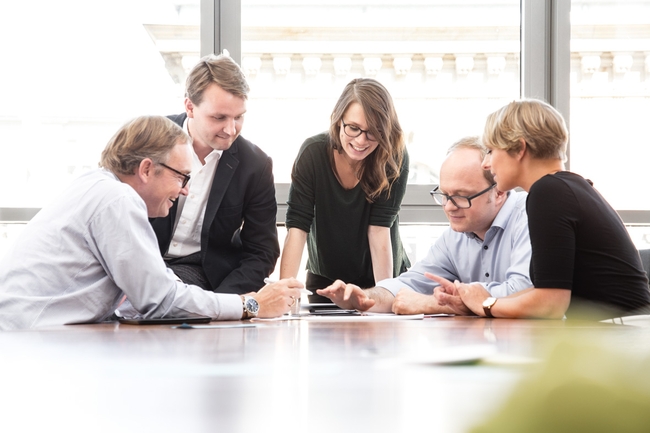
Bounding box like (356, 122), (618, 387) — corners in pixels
(376, 191), (532, 298)
(0, 169), (242, 330)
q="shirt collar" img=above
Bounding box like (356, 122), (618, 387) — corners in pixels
(490, 191), (518, 231)
(463, 190), (519, 241)
(103, 168), (120, 181)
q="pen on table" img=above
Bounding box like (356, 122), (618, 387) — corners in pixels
(264, 278), (313, 295)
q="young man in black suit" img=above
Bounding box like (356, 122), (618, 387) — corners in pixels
(150, 54), (280, 295)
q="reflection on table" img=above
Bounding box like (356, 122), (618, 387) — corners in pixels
(1, 316), (648, 433)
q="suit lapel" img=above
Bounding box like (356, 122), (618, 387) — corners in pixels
(201, 145), (239, 249)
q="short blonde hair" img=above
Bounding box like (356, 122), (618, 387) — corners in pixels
(100, 116), (189, 175)
(186, 54), (249, 105)
(483, 99), (568, 161)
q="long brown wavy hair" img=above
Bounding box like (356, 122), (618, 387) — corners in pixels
(329, 78), (406, 202)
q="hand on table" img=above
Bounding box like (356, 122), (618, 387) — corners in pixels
(254, 278), (304, 318)
(316, 280), (376, 311)
(427, 273), (477, 316)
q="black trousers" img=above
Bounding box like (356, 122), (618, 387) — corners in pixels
(165, 252), (212, 291)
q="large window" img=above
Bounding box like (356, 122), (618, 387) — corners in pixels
(569, 0), (650, 211)
(0, 0), (199, 208)
(237, 0), (521, 269)
(3, 0), (650, 261)
(0, 0), (201, 258)
(240, 0), (520, 186)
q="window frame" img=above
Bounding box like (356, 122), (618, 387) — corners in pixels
(2, 0), (649, 225)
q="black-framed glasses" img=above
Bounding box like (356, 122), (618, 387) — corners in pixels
(430, 184), (496, 209)
(341, 120), (379, 143)
(159, 163), (191, 188)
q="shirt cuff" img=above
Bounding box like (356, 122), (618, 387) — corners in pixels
(217, 294), (244, 320)
(375, 278), (403, 297)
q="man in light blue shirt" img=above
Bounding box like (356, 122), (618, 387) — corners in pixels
(0, 116), (302, 330)
(317, 137), (532, 315)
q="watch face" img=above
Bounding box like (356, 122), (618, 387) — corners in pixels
(483, 297), (496, 309)
(245, 297), (260, 315)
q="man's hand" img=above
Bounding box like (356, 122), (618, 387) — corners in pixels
(392, 289), (439, 315)
(427, 273), (476, 316)
(254, 278), (304, 318)
(316, 280), (376, 311)
(454, 282), (492, 316)
(428, 272), (493, 317)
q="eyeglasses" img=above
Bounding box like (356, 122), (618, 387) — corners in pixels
(159, 163), (191, 188)
(341, 120), (379, 143)
(430, 184), (496, 209)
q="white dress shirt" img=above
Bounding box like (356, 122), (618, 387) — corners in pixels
(0, 169), (243, 330)
(166, 118), (222, 258)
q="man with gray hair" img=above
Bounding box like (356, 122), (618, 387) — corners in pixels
(0, 116), (302, 330)
(317, 136), (532, 315)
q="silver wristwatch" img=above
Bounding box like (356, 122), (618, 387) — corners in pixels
(241, 295), (259, 319)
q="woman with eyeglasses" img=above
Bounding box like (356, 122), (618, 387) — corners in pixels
(279, 78), (410, 301)
(441, 99), (650, 320)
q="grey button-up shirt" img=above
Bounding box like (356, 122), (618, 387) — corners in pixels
(377, 191), (532, 298)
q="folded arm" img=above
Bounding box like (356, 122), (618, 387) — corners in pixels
(453, 278), (570, 319)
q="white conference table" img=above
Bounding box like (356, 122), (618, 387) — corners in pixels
(1, 314), (647, 433)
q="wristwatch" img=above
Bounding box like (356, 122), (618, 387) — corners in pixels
(241, 295), (259, 319)
(482, 297), (497, 318)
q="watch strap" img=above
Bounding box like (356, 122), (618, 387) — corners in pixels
(241, 295), (250, 319)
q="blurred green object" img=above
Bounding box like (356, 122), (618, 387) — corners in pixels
(472, 339), (650, 433)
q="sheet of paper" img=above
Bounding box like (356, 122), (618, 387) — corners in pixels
(252, 312), (425, 321)
(251, 316), (301, 322)
(302, 312), (424, 321)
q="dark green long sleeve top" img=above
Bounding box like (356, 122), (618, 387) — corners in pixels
(285, 133), (410, 285)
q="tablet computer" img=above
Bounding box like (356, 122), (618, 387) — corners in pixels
(307, 303), (340, 311)
(118, 316), (212, 325)
(308, 309), (360, 316)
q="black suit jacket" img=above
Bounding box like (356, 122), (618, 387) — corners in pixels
(150, 113), (280, 294)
